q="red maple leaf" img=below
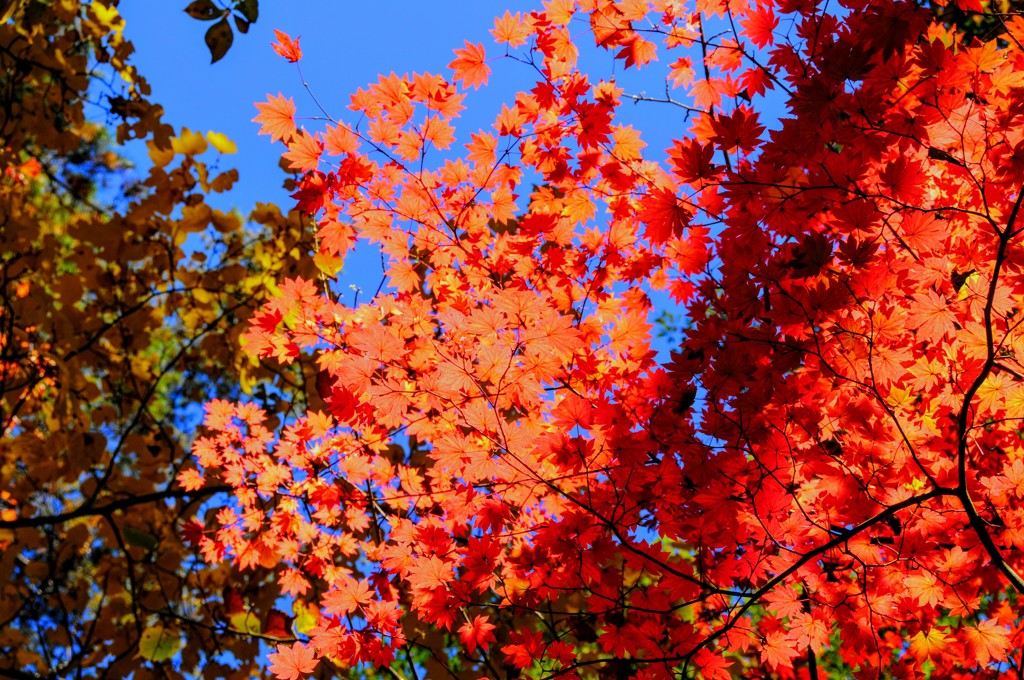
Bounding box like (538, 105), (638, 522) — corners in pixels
(743, 6), (779, 47)
(271, 29), (302, 62)
(694, 648), (733, 680)
(640, 185), (691, 243)
(458, 615), (497, 652)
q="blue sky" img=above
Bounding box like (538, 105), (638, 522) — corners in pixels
(117, 0), (704, 206)
(119, 1), (542, 210)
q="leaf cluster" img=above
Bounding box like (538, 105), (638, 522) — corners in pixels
(193, 0), (1024, 678)
(0, 1), (315, 677)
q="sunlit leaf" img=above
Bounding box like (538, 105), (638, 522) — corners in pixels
(137, 626), (182, 662)
(207, 130), (238, 154)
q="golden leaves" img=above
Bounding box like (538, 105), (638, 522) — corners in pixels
(0, 2), (314, 677)
(207, 130), (238, 154)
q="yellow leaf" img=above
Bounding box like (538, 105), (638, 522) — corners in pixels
(886, 385), (913, 410)
(229, 611), (261, 635)
(909, 627), (951, 661)
(904, 477), (926, 491)
(292, 600), (318, 636)
(90, 1), (124, 33)
(137, 625), (181, 662)
(207, 130), (237, 154)
(171, 128), (208, 156)
(314, 252), (344, 277)
(239, 366), (255, 395)
(957, 271), (982, 301)
(0, 0), (16, 24)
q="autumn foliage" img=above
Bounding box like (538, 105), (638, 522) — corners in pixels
(0, 1), (315, 676)
(191, 0), (1024, 677)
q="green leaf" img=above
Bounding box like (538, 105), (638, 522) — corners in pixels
(183, 0), (221, 20)
(204, 17), (233, 63)
(234, 0), (258, 22)
(137, 625), (182, 662)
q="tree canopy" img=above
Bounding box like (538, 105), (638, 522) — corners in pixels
(190, 0), (1024, 678)
(7, 0), (1024, 678)
(0, 1), (311, 676)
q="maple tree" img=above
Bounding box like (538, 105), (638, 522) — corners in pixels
(0, 1), (317, 677)
(185, 0), (1024, 676)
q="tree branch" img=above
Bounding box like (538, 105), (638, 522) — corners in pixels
(0, 485), (230, 530)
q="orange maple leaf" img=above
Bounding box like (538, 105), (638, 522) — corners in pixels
(322, 578), (374, 617)
(908, 628), (952, 661)
(617, 35), (658, 69)
(282, 130), (322, 173)
(964, 619), (1011, 666)
(176, 468), (205, 492)
(416, 116), (454, 151)
(492, 11), (533, 48)
(278, 568), (310, 597)
(449, 41), (490, 90)
(669, 56), (695, 88)
(906, 289), (957, 344)
(323, 123), (358, 155)
(271, 29), (302, 63)
(408, 555), (454, 591)
(904, 570), (944, 607)
(253, 93), (297, 143)
(544, 0), (575, 25)
(268, 642), (318, 680)
(760, 630), (800, 669)
(691, 78), (725, 109)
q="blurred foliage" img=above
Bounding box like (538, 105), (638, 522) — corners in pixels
(0, 0), (320, 676)
(183, 0), (258, 62)
(931, 0), (1024, 43)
